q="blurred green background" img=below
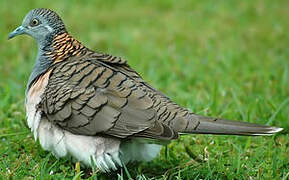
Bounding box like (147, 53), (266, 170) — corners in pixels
(0, 0), (288, 179)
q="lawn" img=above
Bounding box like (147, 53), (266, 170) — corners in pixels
(0, 0), (288, 179)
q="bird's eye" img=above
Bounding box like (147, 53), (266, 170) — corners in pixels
(30, 18), (40, 27)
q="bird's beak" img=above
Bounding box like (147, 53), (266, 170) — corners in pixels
(8, 25), (26, 39)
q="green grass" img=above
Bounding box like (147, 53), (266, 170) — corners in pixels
(0, 0), (288, 179)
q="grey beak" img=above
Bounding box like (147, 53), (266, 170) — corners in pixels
(8, 26), (26, 39)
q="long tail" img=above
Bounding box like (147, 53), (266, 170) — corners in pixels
(177, 114), (283, 136)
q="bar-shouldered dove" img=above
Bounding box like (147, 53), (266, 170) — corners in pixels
(8, 8), (283, 172)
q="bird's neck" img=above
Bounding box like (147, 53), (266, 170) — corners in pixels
(26, 32), (88, 93)
(43, 32), (88, 62)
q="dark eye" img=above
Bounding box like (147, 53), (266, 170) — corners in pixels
(30, 18), (40, 27)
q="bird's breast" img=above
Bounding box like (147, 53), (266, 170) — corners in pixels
(25, 69), (52, 139)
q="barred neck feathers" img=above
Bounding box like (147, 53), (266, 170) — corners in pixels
(44, 32), (88, 63)
(43, 32), (127, 65)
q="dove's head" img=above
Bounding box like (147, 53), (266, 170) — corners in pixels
(8, 8), (66, 44)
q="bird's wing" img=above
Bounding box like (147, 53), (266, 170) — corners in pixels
(41, 56), (180, 140)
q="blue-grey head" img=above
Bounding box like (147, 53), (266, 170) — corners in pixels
(9, 8), (68, 92)
(8, 8), (66, 46)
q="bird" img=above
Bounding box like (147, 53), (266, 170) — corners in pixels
(9, 8), (283, 172)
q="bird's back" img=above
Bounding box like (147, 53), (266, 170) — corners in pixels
(40, 33), (195, 140)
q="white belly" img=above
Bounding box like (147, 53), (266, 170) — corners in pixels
(37, 118), (122, 171)
(37, 118), (162, 172)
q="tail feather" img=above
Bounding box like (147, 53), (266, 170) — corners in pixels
(179, 114), (283, 136)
